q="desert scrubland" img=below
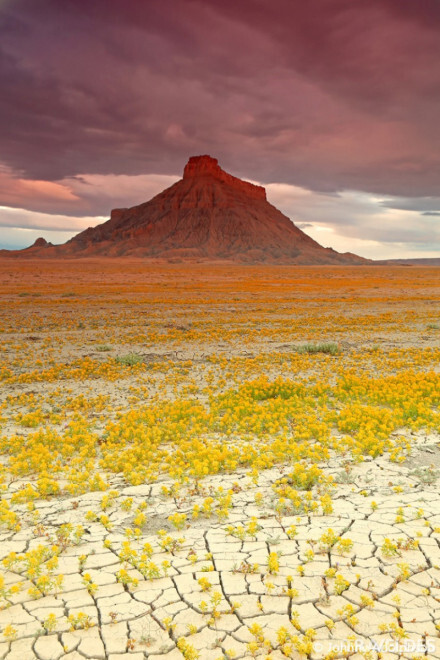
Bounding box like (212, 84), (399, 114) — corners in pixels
(1, 261), (440, 659)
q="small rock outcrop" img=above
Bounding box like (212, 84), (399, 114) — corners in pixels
(28, 237), (51, 248)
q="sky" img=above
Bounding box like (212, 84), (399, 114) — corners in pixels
(0, 0), (440, 258)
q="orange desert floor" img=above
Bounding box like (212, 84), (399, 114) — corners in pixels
(1, 261), (440, 659)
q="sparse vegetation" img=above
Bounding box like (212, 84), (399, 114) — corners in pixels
(115, 352), (143, 366)
(1, 263), (440, 657)
(294, 341), (339, 355)
(409, 465), (439, 485)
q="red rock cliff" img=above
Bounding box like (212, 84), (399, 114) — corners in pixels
(6, 155), (369, 264)
(183, 155), (267, 201)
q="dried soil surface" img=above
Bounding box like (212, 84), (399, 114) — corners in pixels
(1, 262), (440, 659)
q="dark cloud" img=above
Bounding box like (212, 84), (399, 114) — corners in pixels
(380, 197), (440, 213)
(0, 0), (438, 202)
(0, 0), (439, 259)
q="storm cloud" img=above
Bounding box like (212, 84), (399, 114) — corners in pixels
(0, 0), (439, 255)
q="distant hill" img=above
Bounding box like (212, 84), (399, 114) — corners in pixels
(375, 258), (440, 266)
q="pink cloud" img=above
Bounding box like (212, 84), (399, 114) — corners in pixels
(0, 0), (438, 197)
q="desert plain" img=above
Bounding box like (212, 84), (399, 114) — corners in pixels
(1, 261), (440, 660)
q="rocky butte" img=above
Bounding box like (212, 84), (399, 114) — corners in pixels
(3, 155), (369, 264)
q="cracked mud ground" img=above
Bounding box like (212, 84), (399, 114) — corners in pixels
(2, 453), (440, 660)
(1, 262), (440, 659)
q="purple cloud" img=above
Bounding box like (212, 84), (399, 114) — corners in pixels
(0, 0), (438, 196)
(0, 0), (439, 257)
